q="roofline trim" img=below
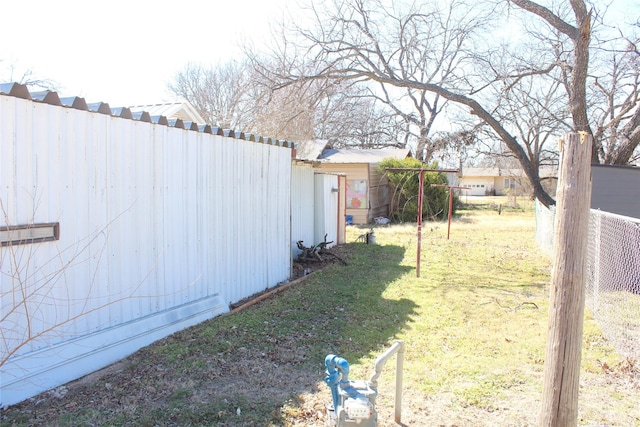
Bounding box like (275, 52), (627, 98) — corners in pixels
(0, 82), (295, 149)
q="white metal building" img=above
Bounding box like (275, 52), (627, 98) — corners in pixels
(0, 83), (305, 406)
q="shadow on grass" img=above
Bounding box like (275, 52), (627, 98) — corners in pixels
(201, 242), (416, 425)
(252, 242), (417, 424)
(1, 243), (415, 427)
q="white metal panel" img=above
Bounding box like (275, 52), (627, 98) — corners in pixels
(291, 164), (315, 257)
(314, 173), (339, 247)
(0, 94), (293, 406)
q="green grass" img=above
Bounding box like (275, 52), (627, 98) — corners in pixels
(348, 203), (552, 409)
(3, 196), (637, 426)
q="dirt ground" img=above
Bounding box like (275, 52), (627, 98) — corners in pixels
(2, 244), (638, 426)
(4, 333), (637, 426)
(1, 246), (348, 426)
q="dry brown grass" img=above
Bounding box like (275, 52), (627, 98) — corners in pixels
(2, 199), (638, 426)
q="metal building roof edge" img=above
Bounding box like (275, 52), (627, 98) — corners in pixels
(0, 81), (296, 149)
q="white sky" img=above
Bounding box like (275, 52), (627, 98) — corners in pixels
(2, 0), (637, 110)
(0, 0), (296, 107)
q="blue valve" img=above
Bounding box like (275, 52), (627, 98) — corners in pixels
(324, 354), (350, 411)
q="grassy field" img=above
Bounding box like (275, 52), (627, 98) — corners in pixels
(2, 196), (638, 426)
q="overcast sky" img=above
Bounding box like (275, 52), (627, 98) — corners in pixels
(2, 0), (637, 110)
(1, 0), (295, 107)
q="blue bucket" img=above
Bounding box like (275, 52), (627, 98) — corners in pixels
(346, 215), (353, 225)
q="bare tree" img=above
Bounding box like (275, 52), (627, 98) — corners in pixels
(0, 59), (59, 91)
(312, 81), (407, 148)
(269, 0), (640, 206)
(370, 84), (445, 161)
(509, 0), (640, 166)
(590, 33), (640, 164)
(167, 55), (403, 146)
(266, 0), (558, 205)
(428, 129), (477, 168)
(475, 75), (568, 174)
(167, 61), (256, 130)
(249, 77), (315, 141)
(472, 2), (639, 167)
(267, 0), (484, 161)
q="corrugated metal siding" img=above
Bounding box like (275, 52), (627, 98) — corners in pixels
(0, 94), (292, 405)
(314, 174), (339, 247)
(291, 163), (316, 255)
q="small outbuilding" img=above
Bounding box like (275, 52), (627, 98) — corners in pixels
(300, 144), (411, 225)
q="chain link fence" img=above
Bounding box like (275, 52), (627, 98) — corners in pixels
(535, 200), (640, 362)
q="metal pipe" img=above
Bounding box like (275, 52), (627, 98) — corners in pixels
(369, 340), (405, 423)
(447, 187), (453, 239)
(325, 354), (351, 412)
(416, 171), (425, 277)
(431, 184), (470, 240)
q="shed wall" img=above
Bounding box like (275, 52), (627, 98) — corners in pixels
(591, 165), (640, 219)
(0, 95), (292, 405)
(368, 164), (390, 220)
(315, 163), (370, 224)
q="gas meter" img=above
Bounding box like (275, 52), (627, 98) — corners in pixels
(324, 341), (404, 427)
(325, 355), (377, 426)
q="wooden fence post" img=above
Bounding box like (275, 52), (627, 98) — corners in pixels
(539, 132), (592, 426)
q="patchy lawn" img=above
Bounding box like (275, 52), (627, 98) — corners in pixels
(2, 200), (638, 426)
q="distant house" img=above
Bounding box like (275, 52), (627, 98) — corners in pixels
(128, 102), (206, 125)
(591, 164), (640, 219)
(296, 142), (411, 224)
(458, 167), (558, 197)
(458, 168), (516, 196)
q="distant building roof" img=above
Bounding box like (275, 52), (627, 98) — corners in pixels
(319, 147), (411, 163)
(128, 102), (206, 125)
(461, 167), (557, 178)
(461, 167), (500, 177)
(295, 140), (330, 160)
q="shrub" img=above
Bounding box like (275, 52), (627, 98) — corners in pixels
(378, 158), (454, 222)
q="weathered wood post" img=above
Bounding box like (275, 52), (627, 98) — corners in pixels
(539, 132), (593, 426)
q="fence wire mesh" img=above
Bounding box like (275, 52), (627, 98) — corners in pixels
(535, 201), (640, 362)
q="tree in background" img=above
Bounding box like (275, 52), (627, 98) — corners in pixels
(0, 59), (59, 92)
(312, 81), (408, 149)
(378, 157), (452, 222)
(165, 0), (639, 197)
(426, 129), (477, 169)
(260, 0), (487, 161)
(167, 61), (256, 130)
(471, 75), (568, 174)
(589, 29), (640, 164)
(266, 0), (639, 206)
(167, 57), (407, 148)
